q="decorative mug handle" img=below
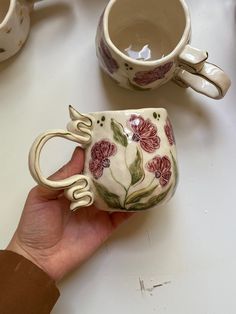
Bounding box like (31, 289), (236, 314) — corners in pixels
(28, 107), (94, 211)
(174, 45), (231, 99)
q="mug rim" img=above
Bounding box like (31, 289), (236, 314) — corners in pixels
(0, 0), (16, 28)
(89, 107), (168, 116)
(103, 0), (191, 66)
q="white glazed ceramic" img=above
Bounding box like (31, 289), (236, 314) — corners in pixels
(96, 0), (231, 99)
(0, 0), (35, 62)
(29, 106), (178, 212)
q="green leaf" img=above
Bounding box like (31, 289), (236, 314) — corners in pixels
(111, 118), (128, 147)
(129, 148), (144, 185)
(170, 151), (179, 188)
(126, 184), (158, 205)
(93, 180), (122, 209)
(127, 185), (172, 211)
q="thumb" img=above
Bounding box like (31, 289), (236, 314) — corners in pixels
(31, 147), (85, 200)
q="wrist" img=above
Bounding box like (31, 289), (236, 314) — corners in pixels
(6, 237), (53, 280)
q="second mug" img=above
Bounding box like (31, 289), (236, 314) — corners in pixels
(96, 0), (231, 99)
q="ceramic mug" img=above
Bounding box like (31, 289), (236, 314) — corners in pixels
(0, 0), (37, 62)
(29, 106), (179, 212)
(96, 0), (231, 99)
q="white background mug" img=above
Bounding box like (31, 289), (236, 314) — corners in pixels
(96, 0), (231, 99)
(29, 106), (178, 212)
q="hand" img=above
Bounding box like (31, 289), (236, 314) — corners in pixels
(7, 148), (133, 281)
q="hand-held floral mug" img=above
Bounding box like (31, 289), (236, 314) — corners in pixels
(29, 106), (179, 212)
(96, 0), (231, 99)
(0, 0), (37, 62)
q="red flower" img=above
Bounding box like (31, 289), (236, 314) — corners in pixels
(133, 62), (173, 86)
(128, 114), (160, 153)
(89, 140), (117, 179)
(146, 156), (172, 187)
(99, 39), (119, 74)
(164, 118), (175, 146)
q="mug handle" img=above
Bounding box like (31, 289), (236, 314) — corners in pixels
(29, 129), (94, 211)
(174, 45), (231, 99)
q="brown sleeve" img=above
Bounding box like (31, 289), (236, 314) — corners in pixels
(0, 250), (60, 314)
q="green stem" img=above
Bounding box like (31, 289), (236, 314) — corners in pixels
(124, 183), (131, 208)
(124, 147), (129, 172)
(124, 177), (156, 209)
(147, 176), (156, 189)
(109, 168), (127, 193)
(122, 147), (131, 208)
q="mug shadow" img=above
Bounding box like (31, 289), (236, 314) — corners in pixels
(31, 2), (73, 27)
(76, 0), (108, 13)
(0, 53), (18, 73)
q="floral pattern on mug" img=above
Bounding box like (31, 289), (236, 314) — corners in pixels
(89, 139), (117, 179)
(146, 155), (172, 187)
(164, 118), (175, 146)
(128, 114), (160, 153)
(133, 62), (174, 86)
(86, 113), (178, 211)
(98, 38), (119, 74)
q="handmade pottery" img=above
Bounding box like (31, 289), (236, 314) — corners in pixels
(0, 0), (35, 62)
(96, 0), (231, 99)
(29, 106), (178, 212)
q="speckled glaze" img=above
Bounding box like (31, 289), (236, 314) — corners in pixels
(29, 106), (178, 212)
(96, 0), (231, 99)
(0, 0), (34, 62)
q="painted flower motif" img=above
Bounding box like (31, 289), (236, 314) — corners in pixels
(89, 140), (117, 179)
(128, 114), (160, 153)
(133, 62), (174, 86)
(164, 118), (175, 146)
(146, 156), (172, 187)
(99, 38), (119, 74)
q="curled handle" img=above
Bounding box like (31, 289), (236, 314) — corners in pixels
(29, 129), (94, 211)
(174, 45), (231, 99)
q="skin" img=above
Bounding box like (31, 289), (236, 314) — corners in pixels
(7, 148), (133, 281)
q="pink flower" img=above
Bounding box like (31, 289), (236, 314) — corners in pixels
(133, 62), (173, 86)
(164, 118), (175, 146)
(99, 39), (119, 74)
(89, 140), (117, 179)
(146, 156), (172, 187)
(128, 114), (160, 153)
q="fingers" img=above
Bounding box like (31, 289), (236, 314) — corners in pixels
(109, 212), (135, 229)
(31, 147), (85, 200)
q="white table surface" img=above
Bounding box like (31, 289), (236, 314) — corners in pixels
(0, 0), (235, 313)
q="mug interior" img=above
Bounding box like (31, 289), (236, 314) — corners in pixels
(108, 0), (187, 61)
(0, 0), (10, 25)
